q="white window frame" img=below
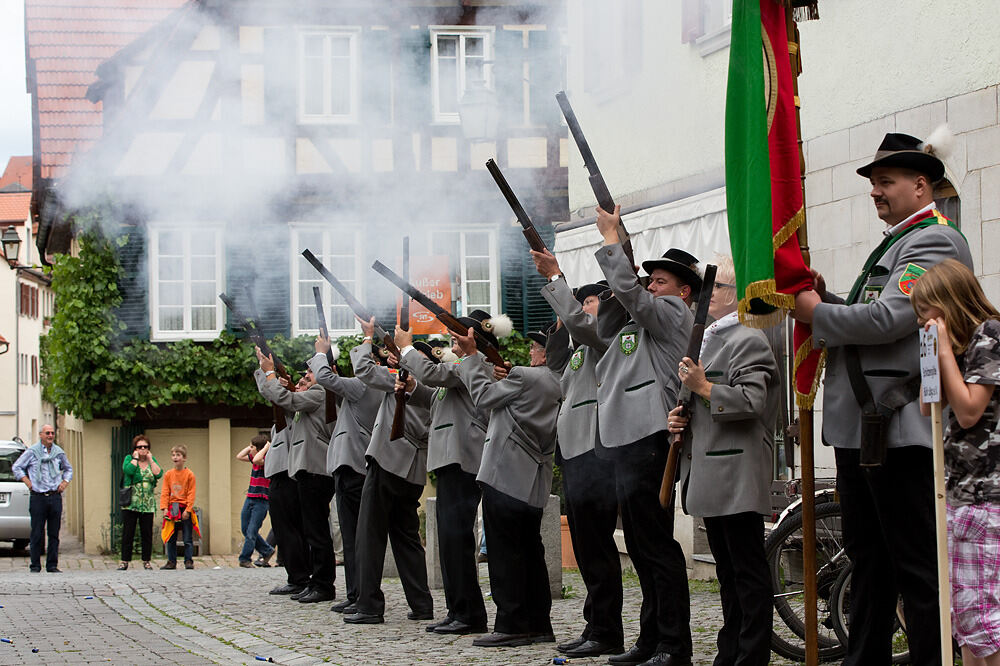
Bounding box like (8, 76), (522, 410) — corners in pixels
(430, 26), (495, 124)
(149, 225), (225, 342)
(427, 228), (500, 317)
(695, 0), (732, 56)
(297, 26), (361, 125)
(290, 227), (364, 337)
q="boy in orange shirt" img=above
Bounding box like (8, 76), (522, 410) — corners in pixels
(160, 445), (196, 570)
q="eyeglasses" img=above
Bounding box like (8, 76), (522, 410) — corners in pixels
(715, 282), (736, 289)
(135, 445), (149, 450)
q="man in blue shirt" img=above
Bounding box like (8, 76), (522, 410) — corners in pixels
(12, 424), (73, 573)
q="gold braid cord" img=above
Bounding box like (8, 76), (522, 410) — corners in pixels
(777, 0), (819, 21)
(793, 335), (826, 409)
(737, 279), (795, 330)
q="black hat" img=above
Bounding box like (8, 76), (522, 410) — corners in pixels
(574, 280), (607, 305)
(413, 340), (438, 363)
(856, 132), (945, 181)
(526, 330), (547, 346)
(641, 248), (703, 298)
(456, 309), (512, 349)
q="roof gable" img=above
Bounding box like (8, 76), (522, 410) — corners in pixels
(25, 0), (189, 180)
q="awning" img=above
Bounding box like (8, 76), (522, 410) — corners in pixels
(553, 187), (731, 285)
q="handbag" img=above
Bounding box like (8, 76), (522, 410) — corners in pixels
(118, 473), (133, 509)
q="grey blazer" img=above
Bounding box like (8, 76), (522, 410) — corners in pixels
(679, 324), (780, 517)
(541, 277), (605, 460)
(812, 222), (971, 450)
(457, 356), (561, 508)
(308, 353), (381, 476)
(257, 373), (332, 478)
(351, 342), (433, 485)
(399, 348), (488, 476)
(262, 423), (290, 478)
(593, 243), (693, 449)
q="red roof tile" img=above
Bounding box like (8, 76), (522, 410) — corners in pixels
(0, 157), (33, 190)
(26, 0), (188, 180)
(0, 193), (33, 223)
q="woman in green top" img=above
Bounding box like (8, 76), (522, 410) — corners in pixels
(119, 434), (163, 570)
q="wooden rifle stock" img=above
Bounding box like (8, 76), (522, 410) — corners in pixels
(485, 158), (547, 253)
(390, 238), (410, 441)
(371, 260), (508, 368)
(659, 264), (718, 509)
(219, 292), (294, 431)
(555, 91), (635, 269)
(312, 286), (339, 425)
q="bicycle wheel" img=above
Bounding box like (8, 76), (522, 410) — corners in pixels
(829, 563), (911, 664)
(766, 501), (848, 662)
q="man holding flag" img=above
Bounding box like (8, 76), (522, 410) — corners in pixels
(792, 132), (971, 666)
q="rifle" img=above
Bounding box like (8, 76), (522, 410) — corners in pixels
(555, 90), (635, 269)
(659, 264), (718, 509)
(485, 158), (547, 253)
(390, 238), (410, 441)
(312, 286), (339, 425)
(371, 260), (507, 369)
(219, 292), (294, 432)
(301, 249), (400, 356)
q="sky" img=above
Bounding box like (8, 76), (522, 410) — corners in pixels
(0, 1), (32, 170)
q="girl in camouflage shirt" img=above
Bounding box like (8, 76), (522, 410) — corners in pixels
(913, 258), (1000, 665)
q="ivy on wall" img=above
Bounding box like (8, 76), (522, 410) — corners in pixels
(39, 228), (533, 422)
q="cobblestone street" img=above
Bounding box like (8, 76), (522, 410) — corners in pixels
(0, 537), (801, 665)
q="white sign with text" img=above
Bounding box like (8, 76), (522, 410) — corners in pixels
(920, 324), (941, 404)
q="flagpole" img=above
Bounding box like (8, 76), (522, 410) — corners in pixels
(784, 6), (819, 665)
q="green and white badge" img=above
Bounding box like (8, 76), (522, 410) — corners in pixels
(436, 387), (447, 401)
(570, 348), (585, 370)
(620, 332), (638, 356)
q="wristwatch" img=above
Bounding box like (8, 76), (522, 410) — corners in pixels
(549, 273), (563, 282)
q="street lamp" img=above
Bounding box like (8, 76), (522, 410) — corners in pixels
(2, 226), (22, 268)
(458, 72), (499, 141)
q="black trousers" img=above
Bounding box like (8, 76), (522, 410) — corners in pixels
(121, 509), (154, 562)
(835, 446), (940, 666)
(28, 492), (61, 571)
(267, 472), (310, 588)
(703, 512), (771, 666)
(295, 471), (337, 594)
(354, 460), (432, 616)
(613, 434), (691, 656)
(435, 464), (487, 626)
(334, 467), (365, 603)
(562, 449), (623, 645)
(481, 483), (552, 635)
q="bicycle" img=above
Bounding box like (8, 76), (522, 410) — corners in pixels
(765, 488), (910, 663)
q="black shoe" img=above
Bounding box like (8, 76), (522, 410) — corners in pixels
(297, 588), (336, 603)
(184, 560), (194, 570)
(557, 635), (588, 652)
(289, 586), (313, 601)
(344, 611), (384, 624)
(407, 609), (433, 621)
(29, 567), (41, 573)
(564, 640), (626, 658)
(330, 599), (356, 613)
(472, 632), (534, 648)
(529, 632), (555, 644)
(425, 617), (453, 632)
(637, 654), (692, 666)
(160, 561), (177, 570)
(46, 568), (61, 573)
(269, 584), (305, 596)
(609, 644), (656, 666)
(434, 619), (488, 635)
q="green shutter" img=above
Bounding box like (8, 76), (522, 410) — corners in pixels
(527, 30), (562, 128)
(263, 26), (296, 124)
(115, 226), (148, 340)
(225, 223), (291, 339)
(494, 28), (525, 130)
(398, 28), (431, 127)
(362, 28), (392, 126)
